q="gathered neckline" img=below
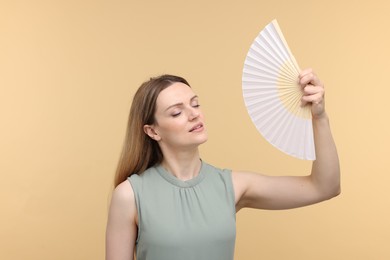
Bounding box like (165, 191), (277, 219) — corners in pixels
(156, 160), (206, 188)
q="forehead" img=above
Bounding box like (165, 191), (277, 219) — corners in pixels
(156, 82), (196, 109)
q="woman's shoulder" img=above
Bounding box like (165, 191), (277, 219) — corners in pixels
(112, 180), (135, 206)
(203, 161), (232, 176)
(127, 166), (160, 187)
(107, 180), (138, 240)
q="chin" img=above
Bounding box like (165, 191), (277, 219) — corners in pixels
(198, 132), (208, 144)
(190, 134), (208, 147)
(198, 137), (208, 145)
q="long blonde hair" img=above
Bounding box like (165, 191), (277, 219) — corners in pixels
(114, 75), (191, 187)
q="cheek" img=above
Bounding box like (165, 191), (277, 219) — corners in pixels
(157, 118), (187, 135)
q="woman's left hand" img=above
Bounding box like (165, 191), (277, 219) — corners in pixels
(299, 68), (326, 119)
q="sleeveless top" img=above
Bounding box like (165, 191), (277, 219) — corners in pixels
(128, 161), (236, 260)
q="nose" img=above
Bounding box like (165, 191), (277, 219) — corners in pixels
(188, 107), (200, 121)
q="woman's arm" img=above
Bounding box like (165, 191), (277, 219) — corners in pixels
(233, 69), (340, 211)
(106, 181), (137, 260)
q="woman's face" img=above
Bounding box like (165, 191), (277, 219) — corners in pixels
(145, 82), (208, 150)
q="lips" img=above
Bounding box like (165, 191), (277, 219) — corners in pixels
(189, 123), (203, 132)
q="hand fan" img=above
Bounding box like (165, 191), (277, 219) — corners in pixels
(242, 19), (315, 160)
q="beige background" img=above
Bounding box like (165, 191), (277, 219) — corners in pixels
(1, 0), (389, 259)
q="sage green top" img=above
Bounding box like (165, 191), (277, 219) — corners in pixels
(128, 161), (236, 260)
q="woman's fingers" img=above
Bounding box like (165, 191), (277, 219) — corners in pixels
(302, 91), (324, 104)
(299, 68), (323, 88)
(302, 85), (323, 95)
(298, 68), (326, 118)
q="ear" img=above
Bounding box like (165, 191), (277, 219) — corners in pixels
(143, 124), (161, 141)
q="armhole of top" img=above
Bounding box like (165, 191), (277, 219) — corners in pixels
(127, 176), (141, 243)
(222, 169), (237, 218)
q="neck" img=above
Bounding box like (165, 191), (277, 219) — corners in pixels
(160, 147), (202, 181)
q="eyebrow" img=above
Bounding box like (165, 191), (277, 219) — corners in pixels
(164, 95), (198, 111)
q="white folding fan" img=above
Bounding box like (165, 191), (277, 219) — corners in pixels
(242, 19), (315, 160)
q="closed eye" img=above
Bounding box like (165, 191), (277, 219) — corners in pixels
(191, 99), (200, 108)
(172, 112), (181, 117)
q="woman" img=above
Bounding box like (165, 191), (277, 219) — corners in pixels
(106, 70), (340, 260)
